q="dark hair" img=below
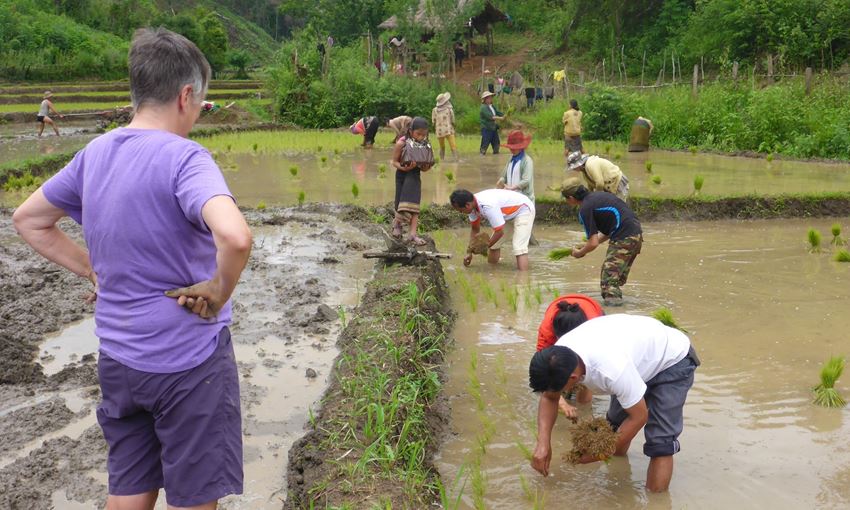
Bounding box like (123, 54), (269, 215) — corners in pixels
(406, 116), (429, 139)
(450, 189), (474, 208)
(570, 99), (579, 110)
(561, 184), (589, 201)
(129, 27), (211, 109)
(529, 346), (578, 393)
(552, 302), (588, 337)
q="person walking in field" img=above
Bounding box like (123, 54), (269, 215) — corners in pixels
(13, 28), (252, 509)
(391, 117), (434, 245)
(479, 91), (504, 155)
(450, 188), (535, 271)
(562, 99), (583, 155)
(529, 313), (700, 492)
(496, 129), (535, 202)
(560, 180), (642, 306)
(432, 92), (457, 161)
(37, 91), (64, 137)
(566, 150), (630, 201)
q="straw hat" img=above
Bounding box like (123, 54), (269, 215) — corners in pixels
(43, 91), (53, 99)
(567, 150), (589, 170)
(502, 130), (532, 151)
(480, 91), (496, 101)
(436, 92), (451, 107)
(560, 176), (585, 198)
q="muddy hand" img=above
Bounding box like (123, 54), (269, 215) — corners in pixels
(531, 443), (552, 476)
(83, 271), (98, 304)
(165, 280), (224, 319)
(559, 397), (578, 421)
(463, 254), (473, 267)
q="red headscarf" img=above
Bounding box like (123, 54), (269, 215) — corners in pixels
(536, 294), (604, 351)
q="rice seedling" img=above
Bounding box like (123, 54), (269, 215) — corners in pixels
(533, 284), (543, 304)
(252, 143), (258, 152)
(604, 143), (611, 154)
(834, 249), (850, 262)
(480, 279), (498, 306)
(334, 148), (340, 155)
(351, 182), (359, 199)
(652, 307), (688, 333)
(547, 247), (573, 260)
(689, 145), (698, 154)
(645, 161), (653, 173)
(297, 190), (306, 206)
(320, 155), (328, 163)
(256, 200), (266, 210)
(289, 165), (299, 177)
(470, 457), (486, 510)
(651, 175), (662, 185)
(226, 143), (232, 152)
(812, 356), (846, 408)
(519, 474), (545, 510)
(445, 170), (455, 182)
(614, 153), (622, 160)
(807, 228), (822, 253)
(831, 223), (844, 246)
(564, 417), (617, 464)
(316, 145), (323, 152)
(693, 174), (704, 194)
(766, 152), (774, 162)
(505, 285), (519, 312)
(437, 465), (467, 510)
(467, 351), (484, 411)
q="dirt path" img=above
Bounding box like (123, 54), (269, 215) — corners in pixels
(0, 207), (379, 509)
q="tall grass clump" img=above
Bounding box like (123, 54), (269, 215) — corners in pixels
(652, 307), (688, 333)
(813, 356), (846, 408)
(807, 228), (822, 253)
(834, 249), (850, 262)
(831, 223), (844, 246)
(693, 175), (704, 194)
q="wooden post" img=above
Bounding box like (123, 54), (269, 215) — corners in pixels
(621, 45), (627, 83)
(481, 57), (485, 94)
(579, 70), (585, 86)
(700, 55), (704, 82)
(805, 67), (813, 95)
(732, 61), (739, 82)
(378, 39), (384, 77)
(451, 48), (456, 83)
(671, 50), (675, 83)
(294, 47), (298, 68)
(367, 31), (372, 66)
(692, 64), (699, 97)
(641, 50), (646, 86)
(767, 54), (774, 84)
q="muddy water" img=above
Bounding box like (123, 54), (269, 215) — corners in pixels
(0, 129), (92, 165)
(433, 217), (850, 509)
(0, 211), (377, 509)
(218, 147), (850, 207)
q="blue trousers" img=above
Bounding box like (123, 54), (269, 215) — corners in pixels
(480, 128), (500, 155)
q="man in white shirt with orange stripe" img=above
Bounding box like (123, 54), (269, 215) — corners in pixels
(450, 188), (535, 271)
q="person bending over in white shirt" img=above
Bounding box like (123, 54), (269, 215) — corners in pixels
(528, 313), (700, 492)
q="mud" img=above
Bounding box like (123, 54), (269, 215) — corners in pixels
(285, 237), (454, 509)
(0, 205), (378, 508)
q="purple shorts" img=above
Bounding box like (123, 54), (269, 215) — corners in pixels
(96, 327), (243, 507)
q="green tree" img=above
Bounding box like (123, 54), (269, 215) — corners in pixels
(229, 49), (251, 78)
(198, 12), (230, 75)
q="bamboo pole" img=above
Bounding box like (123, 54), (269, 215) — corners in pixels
(641, 50), (646, 86)
(767, 54), (774, 84)
(805, 67), (813, 95)
(692, 64), (699, 97)
(378, 39), (383, 77)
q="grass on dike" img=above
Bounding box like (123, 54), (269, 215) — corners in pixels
(306, 278), (452, 506)
(199, 129), (627, 156)
(0, 98), (273, 114)
(0, 88), (263, 100)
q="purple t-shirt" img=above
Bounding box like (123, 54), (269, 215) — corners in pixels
(42, 128), (233, 373)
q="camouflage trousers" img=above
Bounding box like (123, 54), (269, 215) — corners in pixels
(600, 234), (643, 299)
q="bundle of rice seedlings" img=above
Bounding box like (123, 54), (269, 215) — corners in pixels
(835, 249), (850, 263)
(564, 417), (617, 464)
(547, 247), (573, 260)
(812, 356), (846, 408)
(289, 165), (299, 177)
(807, 228), (822, 253)
(351, 182), (359, 199)
(297, 191), (306, 206)
(445, 170), (455, 182)
(645, 161), (653, 173)
(651, 175), (662, 185)
(652, 307), (689, 333)
(831, 223), (844, 246)
(467, 233), (490, 255)
(693, 175), (704, 193)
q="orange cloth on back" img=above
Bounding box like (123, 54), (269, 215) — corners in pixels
(536, 294), (604, 351)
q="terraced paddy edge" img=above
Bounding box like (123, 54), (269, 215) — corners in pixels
(0, 81), (263, 94)
(285, 240), (455, 509)
(0, 91), (265, 105)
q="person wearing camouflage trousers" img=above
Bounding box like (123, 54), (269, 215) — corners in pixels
(561, 180), (643, 306)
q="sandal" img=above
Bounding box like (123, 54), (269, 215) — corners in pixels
(408, 235), (428, 246)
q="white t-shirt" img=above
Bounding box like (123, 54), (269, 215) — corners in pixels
(468, 189), (534, 231)
(554, 314), (690, 409)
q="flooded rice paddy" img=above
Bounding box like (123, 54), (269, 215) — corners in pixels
(432, 218), (850, 509)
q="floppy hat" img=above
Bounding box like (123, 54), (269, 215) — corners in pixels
(436, 92), (451, 106)
(43, 91), (53, 99)
(502, 130), (532, 150)
(480, 91), (496, 101)
(560, 176), (585, 198)
(567, 150), (589, 170)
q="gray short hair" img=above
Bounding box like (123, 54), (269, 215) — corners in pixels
(129, 27), (211, 109)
